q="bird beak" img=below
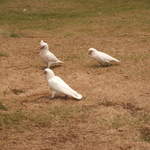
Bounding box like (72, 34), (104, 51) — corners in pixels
(40, 45), (45, 49)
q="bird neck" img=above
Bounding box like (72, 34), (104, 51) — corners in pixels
(43, 48), (48, 52)
(46, 72), (55, 80)
(42, 48), (49, 51)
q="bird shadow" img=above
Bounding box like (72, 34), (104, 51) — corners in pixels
(36, 95), (78, 101)
(89, 64), (111, 68)
(51, 95), (81, 101)
(39, 66), (47, 70)
(50, 65), (63, 69)
(89, 63), (119, 68)
(39, 65), (62, 70)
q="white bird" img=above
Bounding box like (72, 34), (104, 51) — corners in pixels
(45, 68), (82, 100)
(88, 48), (120, 66)
(39, 40), (63, 68)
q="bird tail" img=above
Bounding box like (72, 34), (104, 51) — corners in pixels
(113, 58), (120, 62)
(73, 93), (82, 100)
(58, 60), (64, 64)
(71, 90), (83, 100)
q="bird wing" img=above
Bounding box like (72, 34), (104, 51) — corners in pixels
(46, 51), (60, 62)
(97, 51), (120, 62)
(48, 76), (82, 99)
(40, 51), (58, 62)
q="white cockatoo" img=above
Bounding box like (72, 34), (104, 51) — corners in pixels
(88, 48), (120, 65)
(45, 68), (82, 100)
(39, 40), (63, 68)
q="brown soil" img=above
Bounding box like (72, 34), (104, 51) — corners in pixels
(0, 10), (150, 150)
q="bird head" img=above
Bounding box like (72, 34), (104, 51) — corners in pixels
(40, 40), (48, 50)
(88, 48), (97, 55)
(44, 68), (55, 78)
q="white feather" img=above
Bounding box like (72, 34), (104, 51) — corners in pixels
(39, 40), (63, 68)
(45, 68), (82, 100)
(88, 48), (120, 64)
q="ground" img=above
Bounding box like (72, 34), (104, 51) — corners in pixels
(0, 0), (150, 150)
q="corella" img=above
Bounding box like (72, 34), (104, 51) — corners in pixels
(39, 40), (63, 68)
(45, 68), (82, 100)
(88, 48), (120, 66)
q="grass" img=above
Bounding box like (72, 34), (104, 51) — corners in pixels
(122, 53), (150, 63)
(0, 111), (26, 128)
(11, 89), (25, 95)
(0, 104), (149, 143)
(0, 105), (90, 129)
(0, 102), (7, 111)
(140, 126), (150, 143)
(0, 0), (150, 149)
(0, 0), (150, 31)
(136, 112), (150, 142)
(95, 101), (150, 132)
(135, 111), (150, 125)
(9, 33), (21, 38)
(63, 32), (74, 38)
(64, 53), (85, 61)
(29, 105), (90, 127)
(0, 0), (9, 4)
(96, 111), (136, 130)
(0, 52), (9, 57)
(0, 29), (22, 38)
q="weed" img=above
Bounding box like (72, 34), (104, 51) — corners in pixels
(0, 28), (22, 38)
(0, 111), (26, 128)
(28, 112), (53, 127)
(135, 111), (150, 125)
(0, 52), (9, 57)
(11, 89), (25, 95)
(111, 115), (133, 129)
(124, 53), (150, 62)
(64, 53), (85, 61)
(139, 126), (150, 143)
(0, 102), (7, 111)
(28, 105), (90, 127)
(0, 0), (149, 31)
(64, 32), (74, 38)
(10, 33), (21, 38)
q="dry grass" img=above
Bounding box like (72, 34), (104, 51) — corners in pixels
(0, 51), (9, 57)
(0, 0), (150, 150)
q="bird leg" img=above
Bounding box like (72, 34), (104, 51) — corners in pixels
(64, 95), (68, 99)
(100, 62), (111, 67)
(51, 91), (56, 99)
(48, 62), (52, 68)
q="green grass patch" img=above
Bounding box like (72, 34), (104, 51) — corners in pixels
(135, 111), (150, 125)
(97, 113), (136, 129)
(139, 126), (150, 143)
(0, 105), (91, 129)
(29, 105), (90, 127)
(0, 0), (149, 31)
(9, 33), (21, 38)
(0, 102), (7, 111)
(120, 52), (150, 63)
(0, 51), (9, 57)
(0, 0), (9, 4)
(64, 52), (86, 61)
(0, 111), (26, 128)
(0, 29), (22, 38)
(11, 89), (25, 95)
